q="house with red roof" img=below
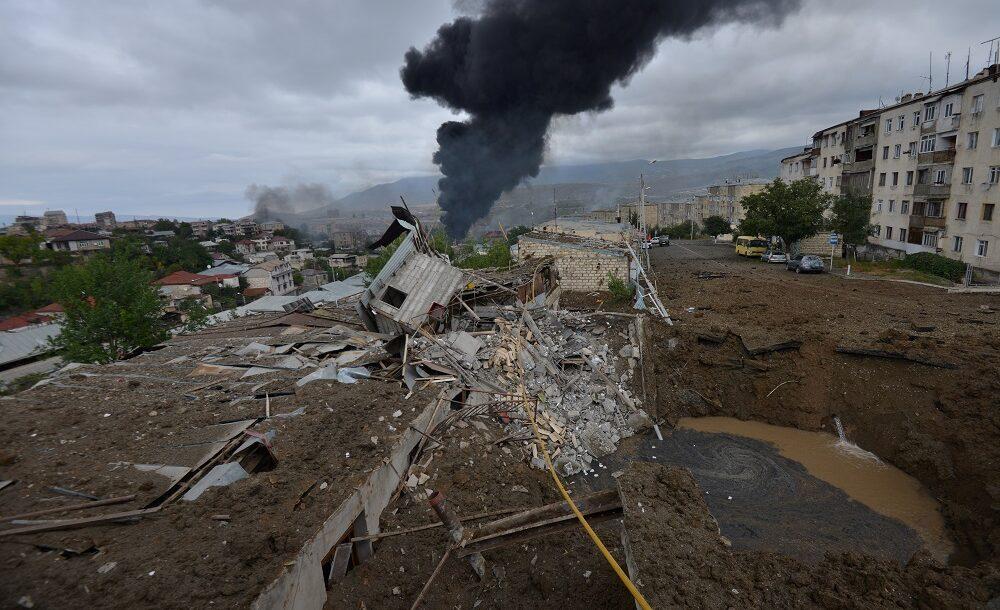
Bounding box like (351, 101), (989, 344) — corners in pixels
(152, 271), (223, 309)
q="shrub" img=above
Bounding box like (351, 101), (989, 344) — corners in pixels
(899, 252), (966, 282)
(607, 273), (634, 303)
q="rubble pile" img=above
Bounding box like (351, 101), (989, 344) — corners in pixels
(411, 305), (648, 476)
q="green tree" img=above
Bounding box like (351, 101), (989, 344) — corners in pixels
(365, 236), (403, 278)
(150, 238), (211, 274)
(829, 193), (873, 245)
(49, 253), (167, 363)
(0, 234), (43, 268)
(153, 219), (177, 232)
(627, 210), (640, 230)
(702, 215), (731, 237)
(177, 222), (194, 239)
(663, 220), (699, 239)
(456, 239), (512, 269)
(506, 225), (531, 245)
(739, 179), (831, 249)
(428, 228), (455, 259)
(292, 271), (304, 286)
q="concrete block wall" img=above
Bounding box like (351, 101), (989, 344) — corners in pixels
(519, 238), (629, 291)
(797, 231), (843, 258)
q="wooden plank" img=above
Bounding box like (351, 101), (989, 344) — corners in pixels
(0, 495), (136, 523)
(0, 507), (158, 538)
(834, 346), (957, 369)
(326, 543), (353, 586)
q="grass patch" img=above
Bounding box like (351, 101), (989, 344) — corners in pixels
(0, 371), (48, 396)
(607, 273), (634, 303)
(834, 258), (954, 286)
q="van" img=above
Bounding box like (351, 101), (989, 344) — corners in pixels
(735, 236), (768, 257)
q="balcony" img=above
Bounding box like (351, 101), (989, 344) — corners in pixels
(917, 149), (956, 166)
(853, 132), (877, 149)
(842, 159), (874, 174)
(908, 214), (947, 230)
(912, 183), (951, 197)
(807, 166), (819, 177)
(921, 120), (937, 134)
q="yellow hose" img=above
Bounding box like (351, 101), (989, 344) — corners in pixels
(525, 393), (653, 610)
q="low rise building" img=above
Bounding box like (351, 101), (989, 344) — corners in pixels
(329, 253), (359, 269)
(235, 239), (256, 255)
(152, 271), (221, 309)
(43, 210), (69, 226)
(244, 260), (295, 296)
(518, 232), (630, 292)
(299, 268), (329, 289)
(271, 236), (294, 252)
(45, 230), (111, 252)
(330, 230), (368, 252)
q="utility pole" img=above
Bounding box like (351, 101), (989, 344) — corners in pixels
(928, 51), (933, 92)
(966, 47), (971, 80)
(552, 187), (557, 230)
(638, 173), (647, 270)
(945, 51), (951, 88)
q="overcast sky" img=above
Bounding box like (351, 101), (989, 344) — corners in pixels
(1, 0), (997, 220)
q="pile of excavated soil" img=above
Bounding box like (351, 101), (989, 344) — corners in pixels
(618, 462), (998, 608)
(645, 247), (1000, 567)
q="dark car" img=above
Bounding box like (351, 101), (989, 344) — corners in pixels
(786, 254), (825, 273)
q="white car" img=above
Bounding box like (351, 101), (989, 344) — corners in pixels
(761, 250), (787, 263)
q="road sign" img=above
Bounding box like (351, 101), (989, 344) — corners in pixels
(828, 232), (840, 245)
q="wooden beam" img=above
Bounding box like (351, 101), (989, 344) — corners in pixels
(0, 495), (136, 523)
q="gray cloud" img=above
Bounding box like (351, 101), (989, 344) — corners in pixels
(1, 0), (996, 219)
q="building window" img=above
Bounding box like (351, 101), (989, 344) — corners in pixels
(823, 157), (827, 168)
(908, 141), (917, 155)
(989, 166), (1000, 184)
(944, 102), (954, 117)
(922, 232), (938, 248)
(877, 200), (883, 213)
(885, 119), (892, 133)
(919, 135), (935, 153)
(912, 111), (920, 127)
(878, 173), (887, 186)
(934, 170), (946, 184)
(957, 202), (968, 219)
(927, 201), (943, 217)
(889, 200), (895, 212)
(968, 131), (979, 149)
(901, 200), (910, 214)
(953, 236), (963, 252)
(971, 94), (984, 114)
(892, 172), (899, 186)
(899, 228), (907, 242)
(993, 128), (1000, 147)
(906, 171), (914, 186)
(924, 105), (936, 121)
(882, 146), (890, 160)
(898, 115), (905, 130)
(874, 225), (881, 236)
(885, 226), (893, 240)
(977, 240), (989, 257)
(893, 144), (901, 158)
(962, 167), (974, 184)
(836, 176), (841, 187)
(985, 204), (996, 221)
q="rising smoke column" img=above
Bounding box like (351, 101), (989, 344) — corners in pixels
(246, 183), (337, 220)
(402, 0), (800, 238)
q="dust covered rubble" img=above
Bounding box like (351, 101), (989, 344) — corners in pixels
(414, 307), (650, 477)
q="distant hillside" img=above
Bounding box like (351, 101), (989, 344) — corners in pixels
(288, 146), (799, 224)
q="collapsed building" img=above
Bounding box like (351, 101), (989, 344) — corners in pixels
(0, 209), (660, 609)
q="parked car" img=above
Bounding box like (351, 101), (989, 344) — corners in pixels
(761, 249), (787, 263)
(658, 235), (670, 247)
(786, 254), (825, 273)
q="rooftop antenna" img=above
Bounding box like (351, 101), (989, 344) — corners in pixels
(944, 51), (951, 87)
(982, 36), (1000, 71)
(966, 47), (971, 80)
(928, 51), (933, 92)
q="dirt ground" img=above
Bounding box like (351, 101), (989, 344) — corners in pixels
(643, 241), (1000, 567)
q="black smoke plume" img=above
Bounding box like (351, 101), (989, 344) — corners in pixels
(246, 183), (336, 221)
(402, 0), (800, 238)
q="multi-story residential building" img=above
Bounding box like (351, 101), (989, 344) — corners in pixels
(45, 230), (111, 252)
(330, 230), (368, 252)
(236, 219), (259, 236)
(779, 148), (817, 183)
(259, 221), (285, 232)
(949, 72), (1000, 270)
(271, 236), (295, 252)
(869, 92), (929, 253)
(251, 236), (271, 252)
(841, 111), (881, 196)
(813, 122), (849, 194)
(244, 260), (295, 296)
(867, 65), (999, 271)
(43, 210), (69, 226)
(94, 211), (116, 227)
(14, 215), (44, 231)
(700, 180), (769, 228)
(235, 239), (256, 255)
(214, 222), (236, 236)
(189, 220), (212, 237)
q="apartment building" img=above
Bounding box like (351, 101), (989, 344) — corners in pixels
(94, 211), (116, 227)
(841, 111), (881, 196)
(867, 65), (1000, 271)
(949, 74), (1000, 270)
(780, 148), (816, 183)
(43, 210), (69, 226)
(699, 181), (769, 228)
(244, 260), (295, 296)
(813, 122), (848, 194)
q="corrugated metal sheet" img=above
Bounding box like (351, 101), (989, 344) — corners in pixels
(368, 253), (465, 329)
(0, 324), (61, 367)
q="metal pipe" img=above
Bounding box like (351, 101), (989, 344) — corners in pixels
(428, 491), (485, 579)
